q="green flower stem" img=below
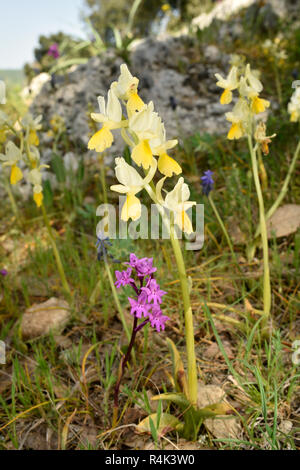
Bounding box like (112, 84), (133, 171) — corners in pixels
(169, 228), (198, 406)
(41, 203), (72, 299)
(100, 160), (108, 205)
(127, 0), (143, 36)
(248, 134), (271, 317)
(208, 193), (241, 273)
(112, 316), (137, 428)
(3, 174), (20, 222)
(145, 183), (198, 406)
(121, 128), (135, 148)
(254, 139), (300, 239)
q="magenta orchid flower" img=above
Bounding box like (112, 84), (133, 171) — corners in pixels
(128, 292), (151, 318)
(142, 278), (167, 305)
(148, 305), (170, 332)
(114, 267), (134, 288)
(114, 253), (169, 418)
(48, 43), (60, 59)
(115, 253), (168, 332)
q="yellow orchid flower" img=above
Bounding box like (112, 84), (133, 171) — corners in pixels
(156, 177), (196, 234)
(244, 64), (263, 94)
(239, 65), (270, 114)
(254, 122), (276, 155)
(288, 88), (300, 123)
(215, 66), (239, 105)
(27, 146), (41, 168)
(129, 101), (181, 176)
(239, 76), (270, 114)
(162, 3), (171, 12)
(88, 85), (125, 153)
(110, 157), (157, 222)
(0, 141), (23, 184)
(251, 96), (270, 114)
(28, 165), (49, 208)
(128, 101), (158, 170)
(22, 113), (42, 146)
(50, 114), (66, 134)
(229, 54), (246, 70)
(225, 98), (250, 140)
(114, 64), (144, 117)
(150, 118), (181, 177)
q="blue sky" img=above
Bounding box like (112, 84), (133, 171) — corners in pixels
(1, 0), (85, 69)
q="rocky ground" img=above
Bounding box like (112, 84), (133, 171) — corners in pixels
(30, 36), (230, 157)
(29, 0), (298, 165)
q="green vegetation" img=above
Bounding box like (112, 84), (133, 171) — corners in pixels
(0, 0), (299, 451)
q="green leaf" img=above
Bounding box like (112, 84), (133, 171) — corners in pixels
(149, 416), (158, 443)
(85, 17), (105, 51)
(42, 179), (53, 206)
(76, 158), (85, 183)
(151, 392), (190, 410)
(156, 399), (162, 428)
(166, 338), (189, 398)
(151, 392), (231, 441)
(49, 58), (89, 75)
(51, 153), (66, 183)
(112, 27), (123, 50)
(195, 402), (230, 420)
(137, 413), (183, 437)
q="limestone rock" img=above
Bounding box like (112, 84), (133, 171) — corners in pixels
(30, 36), (229, 161)
(21, 297), (70, 340)
(21, 73), (51, 105)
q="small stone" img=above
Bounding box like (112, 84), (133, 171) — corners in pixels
(278, 420), (293, 434)
(21, 297), (70, 340)
(204, 45), (221, 63)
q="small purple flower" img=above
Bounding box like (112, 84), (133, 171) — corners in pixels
(0, 269), (8, 277)
(128, 253), (139, 269)
(128, 292), (151, 319)
(96, 233), (120, 263)
(142, 279), (167, 305)
(126, 254), (157, 278)
(201, 170), (214, 196)
(116, 253), (169, 332)
(135, 257), (157, 278)
(148, 305), (170, 332)
(115, 268), (135, 288)
(48, 43), (60, 59)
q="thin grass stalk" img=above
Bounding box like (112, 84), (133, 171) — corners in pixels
(3, 174), (20, 222)
(144, 183), (198, 406)
(41, 203), (72, 298)
(102, 252), (131, 343)
(208, 193), (241, 273)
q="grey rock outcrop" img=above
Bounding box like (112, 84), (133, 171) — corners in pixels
(30, 36), (231, 158)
